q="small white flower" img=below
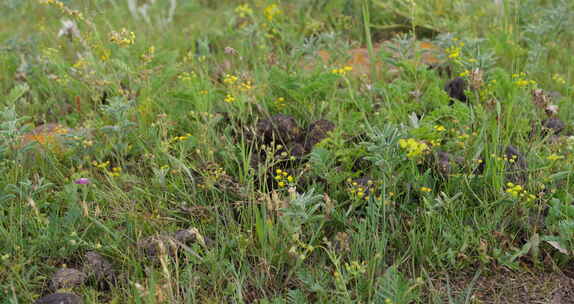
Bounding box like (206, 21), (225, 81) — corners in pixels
(224, 47), (238, 56)
(545, 104), (559, 116)
(58, 19), (80, 40)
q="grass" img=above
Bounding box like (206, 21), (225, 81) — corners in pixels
(1, 0), (574, 303)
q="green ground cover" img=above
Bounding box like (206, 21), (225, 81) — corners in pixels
(1, 0), (574, 303)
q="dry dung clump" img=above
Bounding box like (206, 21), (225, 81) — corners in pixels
(35, 293), (83, 304)
(50, 268), (87, 290)
(300, 119), (336, 153)
(431, 151), (462, 176)
(256, 114), (301, 145)
(82, 251), (115, 285)
(444, 77), (467, 103)
(541, 117), (565, 136)
(255, 114), (335, 159)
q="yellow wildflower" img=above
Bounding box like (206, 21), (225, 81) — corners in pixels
(331, 66), (353, 76)
(224, 94), (235, 103)
(420, 187), (432, 193)
(109, 28), (135, 47)
(434, 125), (446, 132)
(223, 74), (238, 85)
(398, 138), (429, 159)
(552, 74), (566, 85)
(235, 4), (253, 18)
(264, 4), (282, 21)
(547, 154), (564, 161)
(240, 81), (253, 91)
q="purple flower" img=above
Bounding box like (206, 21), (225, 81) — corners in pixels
(74, 178), (91, 185)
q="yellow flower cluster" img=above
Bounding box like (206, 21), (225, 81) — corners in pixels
(275, 97), (286, 108)
(170, 133), (192, 143)
(98, 47), (111, 61)
(429, 139), (441, 147)
(434, 125), (446, 132)
(492, 152), (520, 163)
(178, 71), (196, 82)
(420, 187), (432, 193)
(223, 73), (254, 94)
(512, 72), (536, 87)
(235, 4), (253, 18)
(239, 81), (253, 91)
(263, 4), (282, 21)
(344, 260), (367, 276)
(92, 160), (110, 169)
(547, 154), (564, 161)
(505, 182), (535, 202)
(92, 161), (122, 177)
(347, 179), (375, 201)
(40, 0), (64, 7)
(40, 0), (84, 20)
(109, 28), (135, 47)
(72, 58), (88, 70)
(274, 169), (294, 188)
(331, 66), (353, 76)
(223, 74), (238, 85)
(552, 74), (566, 85)
(108, 167), (122, 177)
(197, 165), (227, 190)
(224, 94), (236, 103)
(398, 138), (429, 159)
(446, 41), (464, 59)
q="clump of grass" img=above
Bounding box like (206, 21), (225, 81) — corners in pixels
(1, 0), (573, 302)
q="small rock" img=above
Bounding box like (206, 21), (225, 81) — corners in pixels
(51, 268), (87, 290)
(35, 293), (83, 304)
(444, 77), (467, 103)
(83, 251), (115, 284)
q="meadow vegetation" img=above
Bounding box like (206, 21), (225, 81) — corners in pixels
(1, 0), (574, 303)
